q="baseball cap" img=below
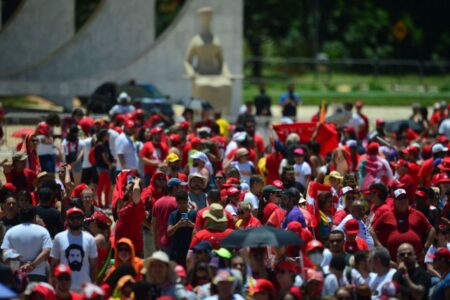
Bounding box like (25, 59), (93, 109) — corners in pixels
(415, 190), (426, 198)
(294, 148), (305, 156)
(342, 186), (355, 195)
(227, 187), (240, 197)
(305, 240), (324, 253)
(66, 207), (84, 217)
(167, 178), (188, 188)
(192, 240), (213, 252)
(232, 131), (247, 142)
(84, 211), (112, 227)
(54, 264), (71, 277)
(150, 127), (163, 135)
(272, 180), (284, 189)
(190, 151), (208, 162)
(438, 157), (450, 171)
(2, 249), (20, 261)
(124, 120), (135, 129)
(36, 122), (50, 135)
(262, 185), (282, 196)
(394, 189), (407, 198)
(367, 142), (380, 154)
(166, 153), (180, 163)
(249, 279), (275, 297)
(175, 265), (187, 279)
(235, 148), (249, 158)
(431, 247), (450, 260)
(346, 139), (357, 147)
(432, 143), (448, 154)
(344, 219), (360, 235)
(329, 170), (343, 180)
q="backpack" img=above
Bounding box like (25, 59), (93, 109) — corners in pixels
(88, 145), (97, 166)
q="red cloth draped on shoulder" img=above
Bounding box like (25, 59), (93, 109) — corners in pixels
(111, 169), (138, 211)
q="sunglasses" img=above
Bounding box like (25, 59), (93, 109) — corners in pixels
(329, 239), (344, 244)
(398, 252), (414, 258)
(57, 275), (71, 281)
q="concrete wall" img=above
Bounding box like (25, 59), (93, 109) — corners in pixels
(0, 0), (74, 76)
(0, 0), (243, 114)
(12, 0), (155, 80)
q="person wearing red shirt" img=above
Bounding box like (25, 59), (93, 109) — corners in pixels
(396, 160), (417, 203)
(333, 186), (357, 226)
(286, 221), (314, 256)
(419, 143), (448, 187)
(264, 143), (284, 184)
(365, 183), (391, 224)
(114, 177), (146, 257)
(343, 219), (369, 254)
(370, 188), (436, 260)
(54, 264), (82, 300)
(194, 189), (235, 232)
(243, 117), (265, 160)
(355, 101), (369, 140)
(151, 178), (186, 252)
(189, 203), (234, 250)
(139, 127), (168, 186)
(140, 171), (168, 208)
(3, 153), (36, 193)
(258, 185), (282, 224)
(236, 202), (262, 229)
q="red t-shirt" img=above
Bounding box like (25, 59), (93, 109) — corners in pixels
(357, 113), (369, 140)
(263, 203), (279, 224)
(369, 203), (391, 224)
(152, 195), (177, 248)
(418, 158), (433, 187)
(114, 201), (146, 251)
(267, 208), (286, 227)
(333, 209), (349, 226)
(399, 173), (417, 204)
(238, 215), (262, 229)
(139, 141), (168, 176)
(265, 152), (282, 184)
(190, 228), (234, 249)
(253, 134), (265, 156)
(408, 162), (420, 187)
(372, 207), (432, 260)
(195, 206), (235, 230)
(345, 236), (369, 254)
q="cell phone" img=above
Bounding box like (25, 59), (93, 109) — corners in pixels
(181, 213), (188, 219)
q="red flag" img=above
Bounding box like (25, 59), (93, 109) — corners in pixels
(272, 122), (339, 156)
(305, 181), (331, 228)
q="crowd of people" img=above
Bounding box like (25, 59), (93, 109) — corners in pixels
(0, 90), (450, 300)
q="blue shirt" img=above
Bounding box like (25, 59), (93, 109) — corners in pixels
(282, 207), (306, 228)
(278, 91), (301, 105)
(432, 272), (450, 300)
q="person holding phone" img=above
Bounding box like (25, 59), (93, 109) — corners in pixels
(167, 189), (196, 267)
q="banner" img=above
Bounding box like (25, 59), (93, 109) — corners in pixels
(272, 122), (339, 156)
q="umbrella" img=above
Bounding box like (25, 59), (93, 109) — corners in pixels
(178, 96), (213, 110)
(220, 226), (304, 248)
(11, 128), (35, 138)
(0, 283), (17, 299)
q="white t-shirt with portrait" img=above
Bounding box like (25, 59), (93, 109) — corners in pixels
(50, 231), (97, 291)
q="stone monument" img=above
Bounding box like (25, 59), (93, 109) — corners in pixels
(184, 6), (238, 114)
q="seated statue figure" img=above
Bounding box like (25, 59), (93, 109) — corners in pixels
(184, 7), (234, 114)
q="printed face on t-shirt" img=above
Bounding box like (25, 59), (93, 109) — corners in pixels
(65, 244), (85, 271)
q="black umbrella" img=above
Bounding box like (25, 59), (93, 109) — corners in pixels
(385, 119), (423, 133)
(220, 226), (304, 248)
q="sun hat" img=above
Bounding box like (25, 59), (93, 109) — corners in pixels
(203, 203), (227, 223)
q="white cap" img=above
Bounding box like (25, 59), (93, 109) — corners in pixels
(3, 249), (20, 261)
(346, 139), (357, 147)
(394, 189), (407, 198)
(432, 143), (448, 154)
(117, 92), (131, 103)
(342, 186), (354, 195)
(232, 132), (247, 142)
(190, 151), (208, 163)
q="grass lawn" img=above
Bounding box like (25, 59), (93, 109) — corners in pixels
(0, 96), (35, 107)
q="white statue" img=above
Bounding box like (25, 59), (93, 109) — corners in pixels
(184, 7), (237, 114)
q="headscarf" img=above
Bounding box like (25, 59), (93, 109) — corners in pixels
(19, 134), (41, 173)
(111, 170), (138, 212)
(103, 238), (143, 282)
(140, 171), (168, 207)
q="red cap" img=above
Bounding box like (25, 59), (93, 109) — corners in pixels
(227, 187), (240, 197)
(54, 264), (71, 277)
(169, 133), (181, 144)
(249, 279), (275, 297)
(305, 240), (324, 253)
(124, 120), (135, 129)
(289, 286), (302, 300)
(85, 211), (112, 227)
(388, 179), (406, 190)
(150, 127), (163, 135)
(376, 118), (385, 126)
(367, 142), (379, 155)
(294, 148), (305, 156)
(408, 146), (419, 156)
(433, 173), (450, 185)
(36, 122), (50, 135)
(287, 221), (303, 234)
(422, 144), (432, 157)
(395, 160), (409, 169)
(431, 247), (450, 260)
(438, 157), (450, 171)
(175, 264), (187, 279)
(115, 114), (126, 124)
(3, 183), (16, 193)
(272, 180), (284, 189)
(275, 260), (300, 274)
(66, 207), (84, 217)
(79, 117), (95, 135)
(343, 126), (356, 133)
(151, 114), (161, 124)
(415, 190), (426, 198)
(226, 177), (240, 186)
(179, 121), (190, 130)
(71, 183), (89, 198)
(344, 219), (360, 235)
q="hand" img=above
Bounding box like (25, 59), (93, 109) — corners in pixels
(398, 262), (407, 273)
(20, 262), (34, 273)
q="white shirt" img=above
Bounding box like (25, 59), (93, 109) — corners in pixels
(108, 129), (119, 158)
(1, 223), (52, 276)
(294, 161), (311, 187)
(230, 161), (254, 184)
(109, 104), (135, 116)
(80, 137), (93, 168)
(115, 133), (138, 170)
(36, 135), (57, 156)
(346, 113), (364, 133)
(243, 192), (260, 209)
(50, 231), (97, 292)
(438, 118), (450, 138)
(336, 215), (374, 249)
(368, 269), (396, 300)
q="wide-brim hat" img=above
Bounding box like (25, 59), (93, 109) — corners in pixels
(202, 203), (227, 223)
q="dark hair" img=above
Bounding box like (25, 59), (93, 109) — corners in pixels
(329, 229), (344, 239)
(370, 247), (391, 267)
(175, 190), (189, 202)
(133, 280), (152, 300)
(105, 262), (137, 292)
(17, 191), (32, 206)
(0, 187), (14, 204)
(207, 189), (221, 203)
(354, 250), (369, 267)
(97, 128), (109, 144)
(250, 175), (263, 187)
(188, 262), (210, 287)
(318, 192), (332, 210)
(37, 187), (53, 204)
(45, 112), (61, 127)
(369, 183), (388, 201)
(330, 254), (346, 271)
(19, 206), (37, 223)
(210, 123), (220, 135)
(67, 125), (80, 142)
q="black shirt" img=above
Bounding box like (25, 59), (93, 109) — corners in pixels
(1, 215), (20, 231)
(94, 143), (113, 169)
(393, 266), (431, 300)
(254, 94), (272, 116)
(36, 205), (63, 238)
